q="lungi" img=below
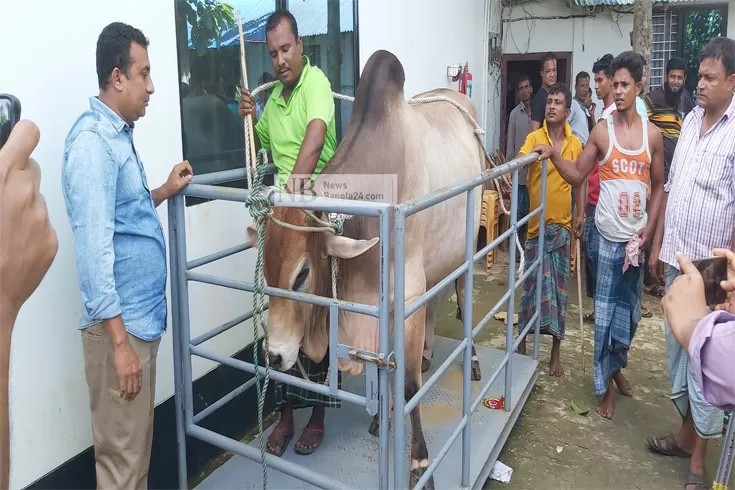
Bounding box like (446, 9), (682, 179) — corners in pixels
(518, 224), (571, 340)
(592, 234), (644, 397)
(275, 349), (342, 411)
(583, 204), (599, 299)
(664, 267), (724, 438)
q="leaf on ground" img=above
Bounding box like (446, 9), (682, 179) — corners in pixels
(570, 399), (589, 416)
(494, 311), (519, 324)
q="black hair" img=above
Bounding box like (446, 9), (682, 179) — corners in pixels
(699, 36), (735, 77)
(612, 51), (644, 83)
(666, 56), (687, 73)
(575, 71), (590, 86)
(96, 22), (149, 89)
(265, 9), (299, 39)
(592, 53), (614, 78)
(517, 75), (531, 88)
(540, 52), (557, 71)
(547, 83), (572, 110)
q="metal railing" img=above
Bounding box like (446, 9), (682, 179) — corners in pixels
(167, 152), (546, 489)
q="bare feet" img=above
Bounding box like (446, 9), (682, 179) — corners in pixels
(613, 370), (632, 397)
(548, 337), (564, 377)
(266, 407), (294, 456)
(596, 379), (615, 420)
(294, 406), (325, 455)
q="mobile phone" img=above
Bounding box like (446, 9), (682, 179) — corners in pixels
(691, 256), (728, 307)
(0, 94), (22, 150)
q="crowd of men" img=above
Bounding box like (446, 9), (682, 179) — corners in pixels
(507, 39), (735, 490)
(0, 6), (734, 490)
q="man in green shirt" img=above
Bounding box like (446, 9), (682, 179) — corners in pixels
(238, 9), (338, 457)
(240, 11), (336, 192)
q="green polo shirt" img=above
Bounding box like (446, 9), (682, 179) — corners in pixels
(255, 56), (337, 189)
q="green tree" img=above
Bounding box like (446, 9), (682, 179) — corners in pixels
(176, 0), (236, 83)
(683, 8), (724, 94)
(184, 0), (236, 55)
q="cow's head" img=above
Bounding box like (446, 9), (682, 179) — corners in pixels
(246, 207), (379, 371)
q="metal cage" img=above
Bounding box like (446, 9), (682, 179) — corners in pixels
(167, 153), (547, 489)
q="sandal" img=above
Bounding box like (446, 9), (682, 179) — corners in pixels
(266, 427), (294, 457)
(645, 284), (665, 298)
(583, 313), (595, 325)
(641, 307), (653, 318)
(294, 426), (324, 455)
(646, 433), (690, 458)
(684, 472), (706, 490)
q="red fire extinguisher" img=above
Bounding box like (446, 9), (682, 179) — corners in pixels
(459, 62), (473, 97)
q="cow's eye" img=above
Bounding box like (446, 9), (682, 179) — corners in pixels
(293, 266), (310, 290)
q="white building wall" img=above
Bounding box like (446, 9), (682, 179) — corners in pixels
(1, 0), (493, 488)
(358, 0), (489, 130)
(502, 0), (635, 115)
(1, 1), (259, 488)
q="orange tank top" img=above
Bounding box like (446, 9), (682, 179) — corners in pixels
(594, 114), (651, 243)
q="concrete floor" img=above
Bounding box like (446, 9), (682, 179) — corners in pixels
(429, 253), (732, 490)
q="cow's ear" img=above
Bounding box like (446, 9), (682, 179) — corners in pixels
(246, 224), (258, 248)
(324, 234), (379, 259)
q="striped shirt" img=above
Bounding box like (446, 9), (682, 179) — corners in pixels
(660, 93), (735, 269)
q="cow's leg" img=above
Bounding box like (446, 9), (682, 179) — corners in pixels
(368, 386), (392, 437)
(454, 279), (482, 381)
(405, 304), (434, 489)
(421, 294), (441, 373)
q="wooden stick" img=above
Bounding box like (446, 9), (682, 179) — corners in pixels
(237, 10), (258, 177)
(576, 239), (585, 376)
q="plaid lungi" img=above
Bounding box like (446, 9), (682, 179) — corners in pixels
(275, 349), (342, 411)
(518, 224), (571, 341)
(592, 233), (644, 397)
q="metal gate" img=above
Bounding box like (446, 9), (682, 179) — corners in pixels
(167, 153), (547, 489)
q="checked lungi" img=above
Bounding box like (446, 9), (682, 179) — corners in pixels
(275, 350), (342, 411)
(518, 224), (571, 340)
(664, 267), (724, 438)
(592, 234), (644, 397)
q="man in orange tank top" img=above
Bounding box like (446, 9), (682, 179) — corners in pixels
(533, 51), (665, 420)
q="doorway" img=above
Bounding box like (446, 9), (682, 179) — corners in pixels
(498, 52), (572, 157)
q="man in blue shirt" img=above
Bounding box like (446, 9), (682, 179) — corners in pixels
(61, 22), (192, 488)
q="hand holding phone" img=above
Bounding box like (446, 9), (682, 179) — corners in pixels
(0, 94), (21, 150)
(691, 256), (728, 307)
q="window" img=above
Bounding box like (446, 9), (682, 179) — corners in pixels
(650, 9), (679, 90)
(173, 0), (360, 206)
(649, 5), (728, 95)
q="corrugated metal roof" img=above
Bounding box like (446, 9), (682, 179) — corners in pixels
(573, 0), (696, 5)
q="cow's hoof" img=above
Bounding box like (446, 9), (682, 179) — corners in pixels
(368, 415), (390, 437)
(472, 361), (482, 381)
(410, 468), (435, 489)
(368, 416), (379, 437)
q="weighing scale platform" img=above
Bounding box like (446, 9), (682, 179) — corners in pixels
(196, 335), (539, 489)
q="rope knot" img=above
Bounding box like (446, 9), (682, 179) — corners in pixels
(245, 192), (272, 221)
(328, 213), (344, 236)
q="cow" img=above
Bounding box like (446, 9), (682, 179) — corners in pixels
(246, 49), (486, 488)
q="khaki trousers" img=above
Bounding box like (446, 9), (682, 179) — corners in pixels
(82, 323), (160, 490)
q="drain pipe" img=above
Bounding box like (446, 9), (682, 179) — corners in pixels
(481, 0), (491, 150)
